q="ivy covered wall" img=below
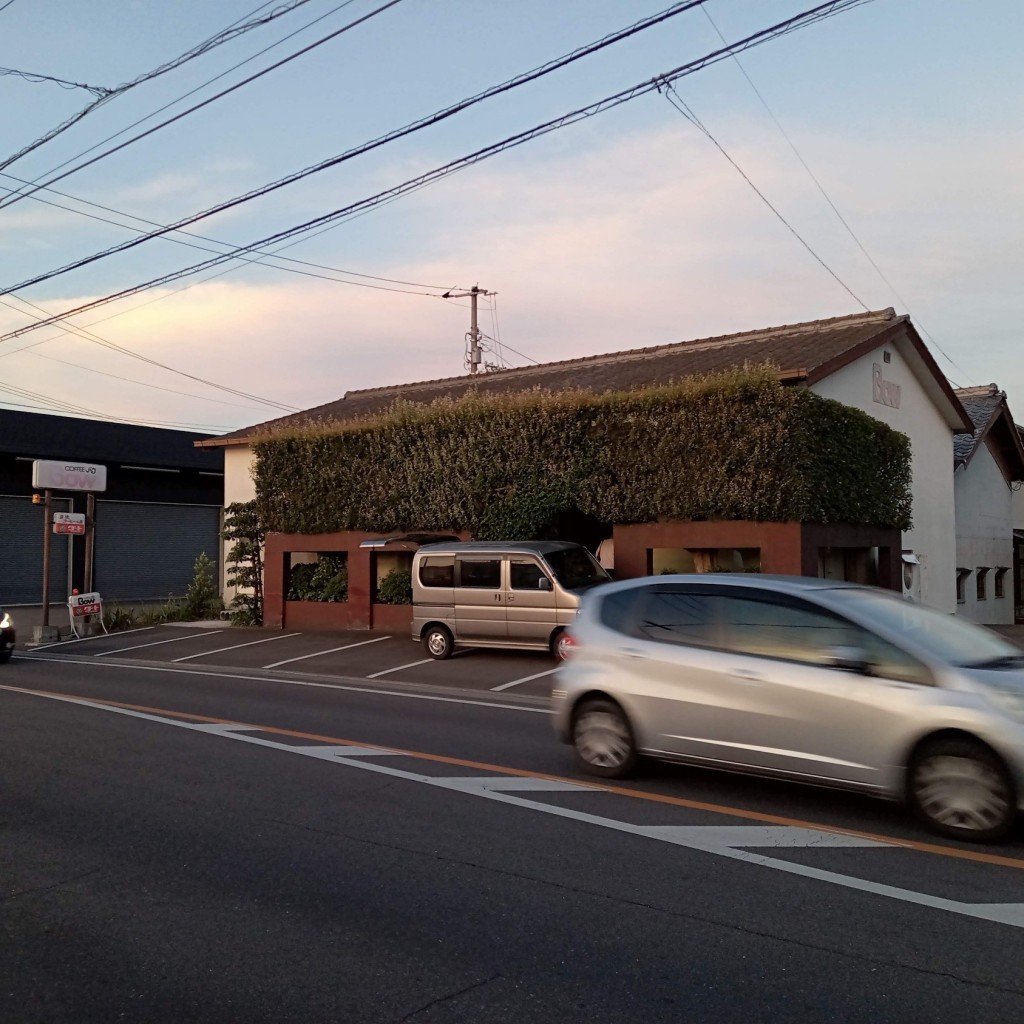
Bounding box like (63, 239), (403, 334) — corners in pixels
(253, 367), (913, 539)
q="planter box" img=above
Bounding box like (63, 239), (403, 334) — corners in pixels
(283, 600), (368, 631)
(371, 603), (413, 632)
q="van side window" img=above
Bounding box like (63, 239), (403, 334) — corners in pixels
(458, 558), (501, 589)
(419, 557), (454, 588)
(510, 560), (548, 590)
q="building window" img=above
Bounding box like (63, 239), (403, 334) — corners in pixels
(977, 567), (991, 601)
(995, 567), (1010, 599)
(956, 568), (971, 604)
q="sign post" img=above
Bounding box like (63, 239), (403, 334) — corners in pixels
(31, 460), (107, 645)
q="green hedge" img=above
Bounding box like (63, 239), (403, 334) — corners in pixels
(253, 368), (912, 537)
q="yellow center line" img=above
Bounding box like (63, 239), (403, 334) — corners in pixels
(8, 683), (1024, 871)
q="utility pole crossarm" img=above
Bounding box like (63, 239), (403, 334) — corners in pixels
(442, 284), (495, 374)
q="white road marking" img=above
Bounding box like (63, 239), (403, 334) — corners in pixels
(636, 825), (890, 849)
(366, 659), (432, 679)
(3, 683), (1022, 931)
(491, 668), (559, 692)
(291, 745), (406, 759)
(93, 630), (223, 657)
(31, 626), (154, 650)
(263, 635), (390, 669)
(430, 776), (590, 793)
(11, 653), (551, 714)
(173, 632), (301, 663)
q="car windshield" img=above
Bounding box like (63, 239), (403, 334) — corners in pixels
(543, 548), (609, 590)
(838, 589), (1022, 667)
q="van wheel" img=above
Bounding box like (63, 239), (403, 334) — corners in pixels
(551, 629), (575, 661)
(422, 625), (454, 660)
(572, 698), (637, 778)
(907, 737), (1016, 842)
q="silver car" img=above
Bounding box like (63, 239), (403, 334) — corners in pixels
(552, 574), (1024, 842)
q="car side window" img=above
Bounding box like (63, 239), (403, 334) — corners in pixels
(510, 560), (548, 591)
(856, 632), (934, 686)
(457, 558), (501, 589)
(635, 590), (720, 648)
(719, 595), (859, 665)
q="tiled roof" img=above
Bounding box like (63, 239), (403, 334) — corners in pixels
(197, 308), (928, 446)
(953, 385), (1004, 462)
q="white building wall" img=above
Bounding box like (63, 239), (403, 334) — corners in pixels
(222, 444), (256, 599)
(954, 445), (1015, 624)
(810, 345), (957, 614)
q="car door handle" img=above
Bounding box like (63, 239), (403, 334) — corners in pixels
(732, 669), (764, 684)
(621, 647), (646, 660)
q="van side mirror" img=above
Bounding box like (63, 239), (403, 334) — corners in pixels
(537, 577), (552, 592)
(823, 645), (872, 674)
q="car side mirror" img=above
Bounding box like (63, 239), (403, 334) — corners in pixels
(537, 577), (552, 592)
(824, 645), (872, 674)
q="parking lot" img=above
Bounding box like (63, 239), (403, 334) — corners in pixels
(24, 624), (560, 698)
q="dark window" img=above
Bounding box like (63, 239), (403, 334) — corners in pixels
(719, 595), (855, 664)
(598, 589), (643, 633)
(419, 556), (454, 588)
(510, 560), (548, 591)
(977, 567), (990, 601)
(636, 590), (720, 648)
(995, 567), (1009, 599)
(458, 558), (501, 589)
(543, 547), (608, 589)
(956, 568), (971, 604)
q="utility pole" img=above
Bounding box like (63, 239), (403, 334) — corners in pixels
(442, 285), (494, 374)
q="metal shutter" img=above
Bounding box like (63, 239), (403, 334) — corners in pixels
(94, 501), (221, 601)
(0, 495), (72, 605)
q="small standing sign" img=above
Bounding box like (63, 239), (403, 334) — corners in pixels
(53, 512), (87, 535)
(68, 592), (108, 639)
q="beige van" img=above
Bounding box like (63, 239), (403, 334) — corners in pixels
(411, 541), (610, 660)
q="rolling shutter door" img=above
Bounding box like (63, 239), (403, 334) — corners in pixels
(94, 501), (221, 601)
(0, 495), (72, 605)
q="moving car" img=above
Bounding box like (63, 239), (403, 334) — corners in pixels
(0, 608), (14, 663)
(412, 541), (609, 660)
(552, 574), (1024, 841)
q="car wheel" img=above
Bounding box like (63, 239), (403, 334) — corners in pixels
(907, 737), (1016, 842)
(422, 625), (454, 660)
(551, 629), (575, 662)
(572, 698), (638, 778)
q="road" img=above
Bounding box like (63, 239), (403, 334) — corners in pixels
(3, 650), (1024, 1023)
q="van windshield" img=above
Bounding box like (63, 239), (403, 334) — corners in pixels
(543, 548), (609, 590)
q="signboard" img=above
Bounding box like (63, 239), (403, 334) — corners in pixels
(53, 512), (87, 535)
(69, 592), (102, 617)
(32, 460), (107, 492)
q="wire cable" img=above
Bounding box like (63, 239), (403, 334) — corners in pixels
(0, 0), (874, 346)
(0, 0), (711, 294)
(0, 0), (321, 176)
(700, 5), (971, 382)
(0, 67), (110, 97)
(0, 0), (406, 208)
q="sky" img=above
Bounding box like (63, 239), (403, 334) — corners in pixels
(0, 0), (1021, 435)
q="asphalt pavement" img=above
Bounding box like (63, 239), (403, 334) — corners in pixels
(2, 651), (1024, 1023)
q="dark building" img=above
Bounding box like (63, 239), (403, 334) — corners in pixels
(1, 410), (224, 605)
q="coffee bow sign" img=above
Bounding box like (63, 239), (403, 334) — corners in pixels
(31, 460), (107, 492)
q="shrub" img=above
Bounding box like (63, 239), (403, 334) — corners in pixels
(224, 501), (264, 625)
(287, 556), (348, 602)
(376, 567), (412, 605)
(183, 552), (223, 620)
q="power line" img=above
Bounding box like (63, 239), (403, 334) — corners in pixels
(663, 84), (868, 310)
(0, 0), (321, 176)
(0, 0), (407, 209)
(0, 67), (110, 97)
(0, 0), (712, 296)
(0, 0), (19, 13)
(0, 0), (874, 348)
(700, 4), (972, 383)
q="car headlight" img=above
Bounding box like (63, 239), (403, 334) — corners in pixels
(0, 613), (11, 630)
(983, 685), (1024, 720)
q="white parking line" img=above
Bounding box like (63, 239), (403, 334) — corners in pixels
(94, 630), (223, 657)
(173, 632), (301, 663)
(366, 659), (432, 679)
(32, 626), (154, 650)
(263, 635), (390, 670)
(491, 667), (559, 692)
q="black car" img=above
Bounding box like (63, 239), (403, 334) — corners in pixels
(0, 608), (14, 663)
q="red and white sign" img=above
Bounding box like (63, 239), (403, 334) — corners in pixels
(69, 592), (102, 617)
(53, 512), (86, 535)
(32, 459), (107, 492)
